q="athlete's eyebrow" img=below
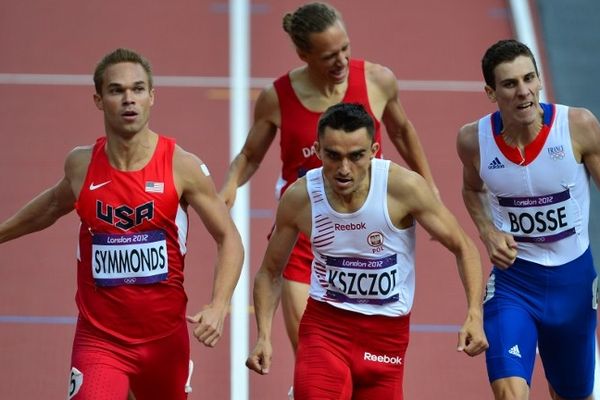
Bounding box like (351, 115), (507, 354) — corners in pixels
(349, 149), (366, 157)
(106, 81), (147, 88)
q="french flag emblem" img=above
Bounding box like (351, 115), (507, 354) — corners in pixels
(145, 181), (164, 193)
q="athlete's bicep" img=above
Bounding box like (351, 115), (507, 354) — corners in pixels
(175, 148), (233, 240)
(261, 191), (305, 276)
(241, 87), (280, 164)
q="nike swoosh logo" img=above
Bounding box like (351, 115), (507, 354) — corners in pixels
(89, 181), (111, 191)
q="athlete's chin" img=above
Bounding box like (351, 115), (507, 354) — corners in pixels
(329, 68), (348, 84)
(115, 123), (146, 137)
(331, 73), (347, 85)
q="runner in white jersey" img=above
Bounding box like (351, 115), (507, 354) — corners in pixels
(247, 103), (488, 399)
(457, 39), (600, 400)
(307, 158), (416, 316)
(478, 103), (589, 265)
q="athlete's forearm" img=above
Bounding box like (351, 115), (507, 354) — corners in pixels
(0, 186), (73, 243)
(462, 187), (497, 240)
(207, 231), (244, 309)
(224, 152), (261, 190)
(252, 266), (283, 341)
(455, 237), (485, 314)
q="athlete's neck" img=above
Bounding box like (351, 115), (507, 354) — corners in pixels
(105, 129), (158, 171)
(298, 67), (348, 101)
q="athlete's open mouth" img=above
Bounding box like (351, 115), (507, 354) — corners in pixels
(517, 102), (533, 110)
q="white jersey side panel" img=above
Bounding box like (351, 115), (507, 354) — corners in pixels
(306, 158), (416, 316)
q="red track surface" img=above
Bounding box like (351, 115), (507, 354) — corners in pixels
(0, 1), (552, 398)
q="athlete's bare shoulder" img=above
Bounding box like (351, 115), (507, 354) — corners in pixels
(364, 60), (397, 96)
(386, 162), (433, 226)
(279, 176), (309, 208)
(254, 83), (281, 128)
(569, 106), (600, 162)
(277, 176), (310, 227)
(457, 121), (480, 159)
(363, 61), (399, 118)
(387, 162), (423, 196)
(66, 145), (93, 174)
(65, 145), (93, 198)
(569, 106), (600, 135)
(172, 144), (209, 185)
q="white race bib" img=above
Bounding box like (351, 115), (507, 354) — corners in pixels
(497, 189), (578, 243)
(324, 254), (399, 305)
(91, 230), (168, 286)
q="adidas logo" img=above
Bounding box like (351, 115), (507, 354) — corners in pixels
(508, 345), (521, 358)
(488, 157), (505, 169)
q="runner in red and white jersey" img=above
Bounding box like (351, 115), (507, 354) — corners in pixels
(220, 3), (437, 364)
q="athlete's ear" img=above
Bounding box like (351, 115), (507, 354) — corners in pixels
(370, 142), (380, 158)
(93, 93), (104, 110)
(484, 85), (496, 103)
(149, 88), (155, 106)
(297, 48), (309, 63)
(313, 141), (321, 160)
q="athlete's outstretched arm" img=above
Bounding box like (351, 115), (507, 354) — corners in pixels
(246, 180), (307, 375)
(372, 63), (438, 195)
(219, 86), (279, 208)
(389, 165), (488, 357)
(0, 147), (89, 243)
(174, 146), (244, 348)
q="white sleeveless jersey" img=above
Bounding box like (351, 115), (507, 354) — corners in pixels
(306, 158), (416, 316)
(478, 103), (590, 266)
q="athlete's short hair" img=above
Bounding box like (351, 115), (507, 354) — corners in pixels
(317, 103), (375, 142)
(93, 48), (153, 94)
(282, 2), (343, 52)
(482, 39), (539, 89)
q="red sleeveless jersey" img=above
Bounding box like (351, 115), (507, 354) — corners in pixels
(274, 59), (382, 197)
(75, 136), (188, 343)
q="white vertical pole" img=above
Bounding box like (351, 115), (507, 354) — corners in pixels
(508, 0), (546, 102)
(229, 1), (250, 400)
(509, 1), (599, 398)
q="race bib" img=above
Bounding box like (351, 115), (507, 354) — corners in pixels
(497, 189), (578, 243)
(91, 230), (168, 286)
(325, 254), (399, 305)
(67, 367), (83, 399)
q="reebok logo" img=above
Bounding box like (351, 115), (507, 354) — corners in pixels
(508, 345), (521, 358)
(335, 222), (366, 231)
(488, 157), (505, 170)
(364, 352), (402, 365)
(89, 181), (111, 191)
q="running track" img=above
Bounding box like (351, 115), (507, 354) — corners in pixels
(0, 1), (562, 398)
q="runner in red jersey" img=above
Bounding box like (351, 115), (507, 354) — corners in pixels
(220, 2), (438, 363)
(0, 48), (243, 399)
(76, 135), (187, 344)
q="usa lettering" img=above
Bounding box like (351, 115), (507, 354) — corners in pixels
(96, 200), (154, 231)
(508, 206), (567, 234)
(334, 222), (366, 231)
(328, 269), (397, 296)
